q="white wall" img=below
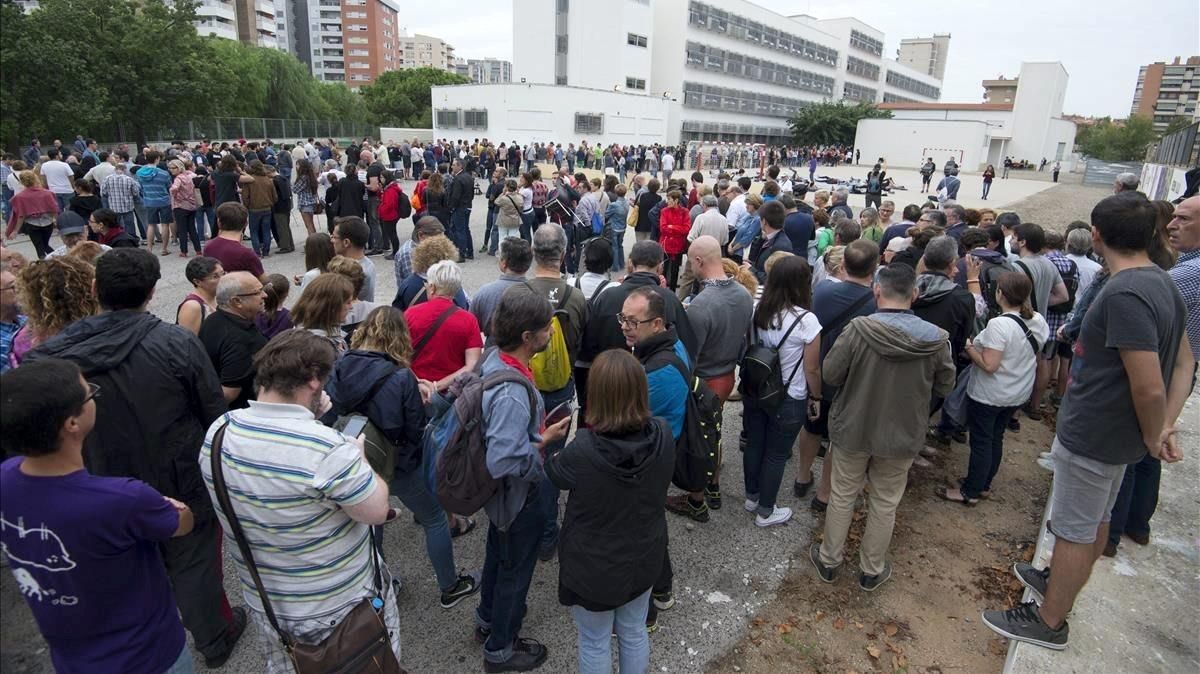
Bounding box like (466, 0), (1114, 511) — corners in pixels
(564, 1), (654, 91)
(430, 84), (680, 146)
(512, 0), (555, 85)
(854, 119), (990, 169)
(1008, 62), (1069, 164)
(379, 127), (434, 144)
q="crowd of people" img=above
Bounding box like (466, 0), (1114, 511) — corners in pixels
(0, 132), (1197, 674)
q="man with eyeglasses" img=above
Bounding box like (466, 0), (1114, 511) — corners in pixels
(198, 272), (268, 410)
(0, 267), (25, 373)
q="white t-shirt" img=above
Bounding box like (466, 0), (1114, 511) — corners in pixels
(40, 160), (74, 194)
(661, 154), (675, 171)
(967, 311), (1049, 407)
(753, 308), (822, 400)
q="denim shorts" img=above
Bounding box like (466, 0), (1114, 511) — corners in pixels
(147, 205), (173, 224)
(1047, 437), (1126, 544)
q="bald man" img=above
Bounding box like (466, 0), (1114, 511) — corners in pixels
(681, 235), (755, 506)
(198, 272), (267, 409)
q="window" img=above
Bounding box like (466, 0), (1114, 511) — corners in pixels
(849, 29), (883, 56)
(348, 37), (367, 44)
(846, 55), (880, 81)
(885, 71), (940, 99)
(684, 42), (834, 95)
(625, 77), (646, 90)
(627, 33), (648, 48)
(349, 49), (369, 56)
(882, 93), (916, 103)
(843, 82), (877, 102)
(347, 24), (367, 31)
(351, 74), (370, 82)
(575, 113), (604, 135)
(681, 81), (811, 119)
(345, 11), (366, 18)
(435, 109), (461, 128)
(686, 1), (838, 68)
(350, 62), (369, 69)
(463, 109), (488, 129)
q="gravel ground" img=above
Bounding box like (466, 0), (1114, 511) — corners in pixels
(0, 171), (1107, 674)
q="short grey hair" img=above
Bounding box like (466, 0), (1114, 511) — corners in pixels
(922, 235), (959, 272)
(532, 224), (567, 268)
(425, 259), (462, 297)
(215, 274), (244, 307)
(1066, 228), (1093, 256)
(833, 188), (849, 203)
(1114, 172), (1139, 191)
(701, 194), (718, 208)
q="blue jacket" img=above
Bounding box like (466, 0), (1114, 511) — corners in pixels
(605, 198), (629, 234)
(634, 329), (690, 440)
(479, 349), (545, 530)
(732, 212), (761, 251)
(135, 166), (172, 207)
(324, 349), (426, 475)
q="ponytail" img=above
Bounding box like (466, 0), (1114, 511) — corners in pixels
(1018, 298), (1034, 320)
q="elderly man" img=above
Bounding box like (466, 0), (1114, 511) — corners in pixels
(198, 272), (267, 410)
(829, 188), (854, 220)
(1113, 172), (1139, 194)
(943, 203), (968, 242)
(471, 237), (532, 341)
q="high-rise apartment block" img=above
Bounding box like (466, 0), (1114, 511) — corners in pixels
(399, 34), (457, 71)
(897, 34), (951, 81)
(454, 58), (514, 84)
(1130, 57), (1200, 134)
(286, 0), (402, 87)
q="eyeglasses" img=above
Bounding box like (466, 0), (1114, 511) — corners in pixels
(616, 313), (656, 329)
(235, 286), (265, 298)
(84, 382), (101, 403)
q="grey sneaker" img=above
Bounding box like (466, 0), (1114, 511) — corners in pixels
(859, 561), (892, 592)
(1013, 562), (1049, 604)
(981, 601), (1069, 651)
(440, 571), (481, 609)
(809, 543), (836, 583)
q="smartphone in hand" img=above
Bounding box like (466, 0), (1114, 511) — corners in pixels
(545, 401), (575, 428)
(341, 415), (369, 439)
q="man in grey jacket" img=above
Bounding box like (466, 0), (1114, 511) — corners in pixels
(811, 263), (955, 592)
(475, 284), (571, 673)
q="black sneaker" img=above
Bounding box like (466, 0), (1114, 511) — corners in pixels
(704, 484), (722, 510)
(204, 606), (248, 669)
(537, 542), (557, 562)
(1013, 563), (1049, 604)
(810, 496), (828, 513)
(474, 624), (491, 645)
(793, 480), (813, 498)
(646, 604), (660, 633)
(1007, 417), (1021, 432)
(981, 601), (1068, 651)
(440, 572), (481, 609)
(809, 543), (836, 584)
(926, 429), (951, 449)
(484, 637), (549, 672)
(951, 430), (968, 444)
(859, 561), (892, 592)
(665, 494), (710, 523)
(652, 591), (675, 611)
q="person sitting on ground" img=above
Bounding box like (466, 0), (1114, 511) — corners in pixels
(9, 256), (98, 369)
(255, 273), (293, 340)
(0, 358), (197, 674)
(176, 256), (224, 335)
(291, 272), (355, 353)
(546, 349), (674, 674)
(198, 272), (268, 410)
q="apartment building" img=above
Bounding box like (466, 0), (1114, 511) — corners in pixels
(287, 0), (402, 87)
(1130, 57), (1200, 134)
(982, 76), (1019, 105)
(399, 34), (457, 72)
(897, 34), (951, 81)
(454, 58), (514, 84)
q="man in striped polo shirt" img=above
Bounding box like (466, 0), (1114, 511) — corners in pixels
(201, 330), (399, 671)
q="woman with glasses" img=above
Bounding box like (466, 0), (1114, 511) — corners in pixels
(176, 257), (224, 336)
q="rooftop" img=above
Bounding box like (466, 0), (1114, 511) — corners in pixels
(879, 102), (1014, 111)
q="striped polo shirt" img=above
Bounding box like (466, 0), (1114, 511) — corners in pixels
(200, 401), (378, 622)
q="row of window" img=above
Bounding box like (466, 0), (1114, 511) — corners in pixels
(626, 77), (646, 90)
(432, 110), (604, 134)
(687, 0), (839, 69)
(843, 82), (877, 102)
(685, 42), (836, 96)
(627, 33), (648, 48)
(683, 81), (813, 119)
(846, 55), (880, 81)
(885, 71), (940, 99)
(680, 120), (790, 138)
(882, 92), (917, 103)
(849, 29), (883, 56)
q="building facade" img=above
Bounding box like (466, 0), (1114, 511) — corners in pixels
(897, 34), (951, 81)
(1130, 57), (1200, 134)
(399, 34), (457, 71)
(233, 0), (278, 48)
(982, 76), (1019, 105)
(454, 58), (513, 84)
(285, 0), (401, 87)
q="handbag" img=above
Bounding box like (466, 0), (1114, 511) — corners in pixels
(626, 203), (639, 227)
(941, 365), (972, 428)
(209, 422), (404, 674)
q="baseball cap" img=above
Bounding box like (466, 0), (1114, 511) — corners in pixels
(57, 211), (87, 236)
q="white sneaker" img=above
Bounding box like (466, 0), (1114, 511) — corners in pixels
(1037, 456), (1055, 472)
(744, 498), (759, 513)
(1039, 451), (1052, 461)
(755, 506), (793, 527)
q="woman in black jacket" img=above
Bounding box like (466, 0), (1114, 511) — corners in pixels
(335, 162), (366, 218)
(324, 306), (480, 607)
(546, 349), (673, 674)
(424, 172), (451, 227)
(635, 177), (661, 242)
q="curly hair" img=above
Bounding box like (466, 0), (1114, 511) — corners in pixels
(350, 306), (413, 367)
(721, 258), (758, 298)
(326, 255), (365, 297)
(17, 257), (99, 340)
(411, 235), (458, 274)
(65, 241), (106, 266)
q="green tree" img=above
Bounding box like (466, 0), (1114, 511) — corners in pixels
(360, 68), (469, 127)
(1077, 115), (1157, 161)
(787, 101), (892, 147)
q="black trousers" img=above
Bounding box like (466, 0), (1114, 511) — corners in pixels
(160, 515), (234, 659)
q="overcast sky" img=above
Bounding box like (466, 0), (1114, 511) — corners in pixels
(395, 0), (1199, 118)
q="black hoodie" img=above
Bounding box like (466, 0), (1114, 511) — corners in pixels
(546, 418), (674, 611)
(27, 311), (227, 521)
(324, 349), (426, 475)
(579, 271), (698, 364)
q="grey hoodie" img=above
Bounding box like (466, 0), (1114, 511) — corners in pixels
(480, 349), (546, 531)
(823, 311), (956, 458)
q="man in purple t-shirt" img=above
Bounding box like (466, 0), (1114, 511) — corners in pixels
(1, 359), (196, 674)
(203, 202), (265, 279)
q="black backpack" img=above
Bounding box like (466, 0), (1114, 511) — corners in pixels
(739, 311), (809, 409)
(978, 257), (1015, 321)
(1048, 258), (1079, 315)
(662, 355), (721, 492)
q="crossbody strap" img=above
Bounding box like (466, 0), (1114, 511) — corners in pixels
(999, 313), (1040, 357)
(413, 305), (460, 358)
(1014, 260), (1038, 313)
(820, 291), (873, 338)
(754, 310), (808, 388)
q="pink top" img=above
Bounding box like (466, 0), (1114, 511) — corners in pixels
(170, 171), (198, 210)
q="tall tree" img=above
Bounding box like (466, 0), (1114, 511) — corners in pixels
(1077, 115), (1157, 161)
(360, 68), (469, 128)
(787, 101), (892, 147)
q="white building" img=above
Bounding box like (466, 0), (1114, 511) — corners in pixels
(853, 62), (1077, 170)
(436, 0), (943, 146)
(454, 58), (514, 84)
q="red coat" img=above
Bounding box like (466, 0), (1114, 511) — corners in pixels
(659, 205), (691, 256)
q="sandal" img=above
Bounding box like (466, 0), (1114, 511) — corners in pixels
(450, 516), (476, 539)
(160, 249), (172, 256)
(937, 487), (979, 506)
(956, 478), (991, 499)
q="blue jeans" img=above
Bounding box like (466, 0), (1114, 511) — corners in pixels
(1107, 454), (1161, 548)
(451, 207), (473, 258)
(53, 192), (72, 214)
(163, 644), (194, 674)
(196, 206), (216, 240)
(570, 588), (652, 674)
(982, 181), (992, 199)
(248, 209), (273, 255)
(743, 396), (806, 515)
(519, 210), (533, 242)
(476, 487), (546, 662)
(390, 469), (458, 592)
(610, 229), (625, 272)
(538, 381), (574, 548)
(133, 205), (149, 239)
(962, 398), (1017, 498)
(484, 207), (498, 254)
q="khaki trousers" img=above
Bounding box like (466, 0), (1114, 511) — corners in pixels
(818, 446), (914, 577)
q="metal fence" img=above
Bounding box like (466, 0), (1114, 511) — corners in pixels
(1149, 121), (1200, 167)
(1082, 159), (1143, 187)
(140, 118), (378, 144)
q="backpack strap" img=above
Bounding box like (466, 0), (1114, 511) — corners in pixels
(819, 291), (872, 338)
(589, 279), (611, 308)
(753, 310), (809, 389)
(1014, 260), (1038, 312)
(1000, 313), (1040, 357)
(481, 368), (541, 421)
(413, 305), (460, 357)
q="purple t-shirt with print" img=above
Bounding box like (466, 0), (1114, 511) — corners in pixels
(0, 458), (185, 674)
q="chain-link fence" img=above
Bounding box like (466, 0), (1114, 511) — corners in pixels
(139, 118), (378, 144)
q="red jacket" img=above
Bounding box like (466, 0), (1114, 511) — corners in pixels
(659, 205), (691, 255)
(378, 182), (406, 221)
